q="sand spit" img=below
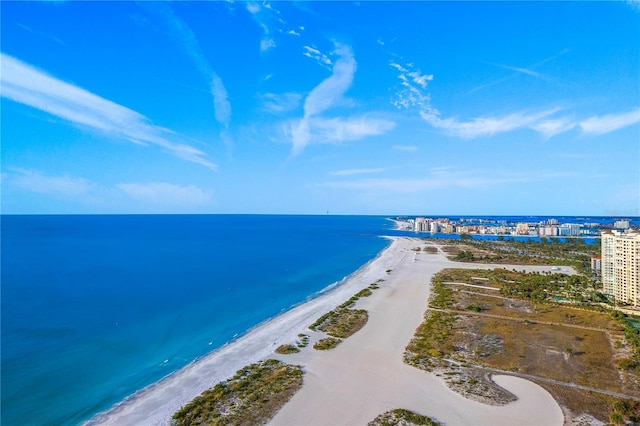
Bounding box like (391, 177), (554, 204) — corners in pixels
(88, 237), (566, 425)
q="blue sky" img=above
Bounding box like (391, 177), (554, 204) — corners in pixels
(2, 1), (639, 215)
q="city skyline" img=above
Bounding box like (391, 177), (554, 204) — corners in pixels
(2, 1), (639, 215)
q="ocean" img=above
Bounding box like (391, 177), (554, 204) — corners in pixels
(1, 215), (393, 425)
(2, 214), (633, 425)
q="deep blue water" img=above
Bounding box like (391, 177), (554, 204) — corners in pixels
(1, 215), (393, 425)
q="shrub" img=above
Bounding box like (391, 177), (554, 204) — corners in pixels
(313, 337), (341, 350)
(275, 344), (300, 355)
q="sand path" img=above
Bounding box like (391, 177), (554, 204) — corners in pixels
(269, 238), (565, 425)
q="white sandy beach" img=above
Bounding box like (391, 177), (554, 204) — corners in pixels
(87, 237), (566, 426)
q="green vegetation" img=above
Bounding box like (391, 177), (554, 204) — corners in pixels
(275, 334), (310, 355)
(612, 311), (640, 371)
(310, 308), (368, 339)
(404, 268), (639, 423)
(466, 304), (483, 312)
(172, 359), (302, 426)
(436, 237), (600, 273)
(455, 250), (475, 261)
(296, 334), (310, 348)
(338, 288), (373, 309)
(313, 337), (341, 350)
(308, 286), (377, 350)
(274, 344), (300, 354)
(611, 399), (640, 424)
(437, 266), (603, 305)
(368, 409), (442, 426)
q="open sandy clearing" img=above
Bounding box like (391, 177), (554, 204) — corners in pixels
(270, 239), (564, 425)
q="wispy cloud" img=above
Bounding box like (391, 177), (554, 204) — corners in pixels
(246, 2), (298, 51)
(117, 182), (211, 207)
(0, 53), (217, 170)
(16, 23), (65, 45)
(305, 116), (395, 144)
(531, 116), (576, 139)
(579, 108), (640, 135)
(627, 0), (640, 12)
(210, 75), (231, 127)
(389, 61), (433, 110)
(389, 57), (624, 140)
(3, 168), (212, 211)
(318, 168), (572, 193)
(285, 43), (396, 155)
(303, 45), (332, 70)
(487, 62), (540, 77)
(422, 108), (561, 139)
(260, 92), (302, 113)
(469, 49), (570, 94)
(303, 43), (356, 116)
(6, 167), (94, 197)
(246, 2), (276, 52)
(147, 2), (231, 128)
(330, 168), (385, 176)
(291, 42), (355, 155)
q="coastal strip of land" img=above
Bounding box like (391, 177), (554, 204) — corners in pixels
(87, 237), (566, 425)
(85, 237), (406, 425)
(269, 238), (564, 425)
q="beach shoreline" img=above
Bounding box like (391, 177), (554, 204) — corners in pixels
(87, 236), (565, 426)
(85, 236), (402, 425)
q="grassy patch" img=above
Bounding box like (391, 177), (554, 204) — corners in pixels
(405, 268), (640, 422)
(172, 359), (302, 426)
(274, 344), (300, 355)
(338, 288), (373, 309)
(404, 310), (456, 371)
(296, 334), (310, 348)
(368, 409), (442, 426)
(311, 308), (368, 339)
(313, 337), (341, 350)
(438, 237), (600, 270)
(309, 287), (375, 342)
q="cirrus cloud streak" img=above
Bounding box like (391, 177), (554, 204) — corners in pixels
(1, 53), (217, 170)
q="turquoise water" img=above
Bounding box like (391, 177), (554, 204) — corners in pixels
(1, 215), (392, 425)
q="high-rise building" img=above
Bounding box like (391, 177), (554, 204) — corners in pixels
(614, 219), (630, 229)
(516, 223), (529, 235)
(602, 229), (640, 307)
(414, 217), (428, 232)
(559, 223), (581, 236)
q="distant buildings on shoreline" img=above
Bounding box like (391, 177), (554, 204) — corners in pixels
(397, 216), (637, 238)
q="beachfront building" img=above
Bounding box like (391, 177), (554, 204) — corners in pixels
(614, 219), (631, 229)
(516, 223), (529, 235)
(602, 229), (640, 307)
(559, 223), (581, 236)
(414, 217), (428, 232)
(539, 225), (559, 237)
